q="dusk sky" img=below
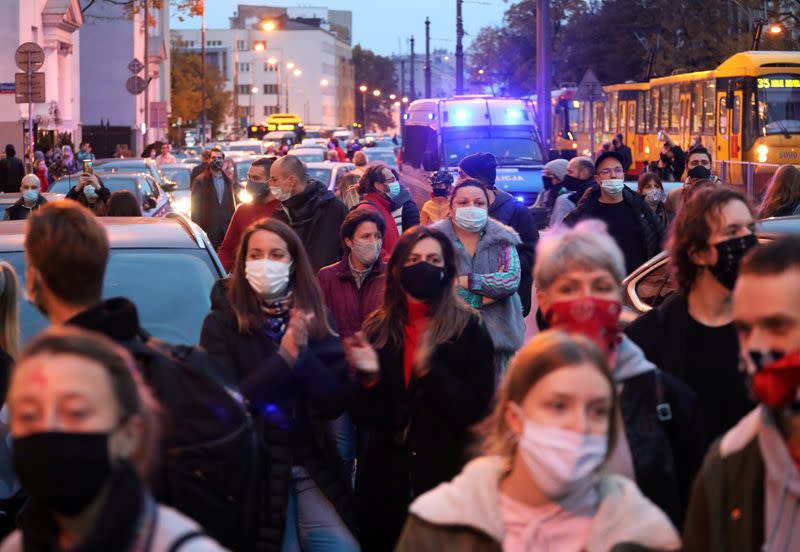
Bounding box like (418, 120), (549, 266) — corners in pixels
(170, 0), (508, 56)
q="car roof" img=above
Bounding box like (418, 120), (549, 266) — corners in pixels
(94, 158), (153, 166)
(756, 215), (800, 238)
(158, 164), (190, 171)
(0, 215), (207, 251)
(305, 162), (355, 169)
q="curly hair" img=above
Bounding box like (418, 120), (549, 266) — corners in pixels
(668, 187), (753, 293)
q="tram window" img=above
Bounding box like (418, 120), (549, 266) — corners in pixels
(670, 85), (681, 132)
(650, 88), (659, 132)
(659, 87), (670, 130)
(692, 82), (703, 133)
(732, 95), (741, 135)
(629, 100), (636, 134)
(719, 97), (728, 135)
(608, 92), (617, 133)
(703, 81), (716, 135)
(637, 93), (647, 133)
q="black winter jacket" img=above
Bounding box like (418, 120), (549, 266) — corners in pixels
(352, 315), (495, 552)
(200, 281), (355, 551)
(488, 189), (539, 317)
(0, 157), (24, 193)
(563, 185), (666, 262)
(390, 186), (421, 234)
(3, 195), (47, 221)
(272, 180), (348, 272)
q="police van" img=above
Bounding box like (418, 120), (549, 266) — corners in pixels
(401, 95), (546, 205)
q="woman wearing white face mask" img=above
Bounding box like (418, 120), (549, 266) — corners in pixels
(395, 330), (681, 552)
(200, 219), (361, 552)
(356, 164), (402, 257)
(431, 178), (524, 377)
(638, 173), (670, 229)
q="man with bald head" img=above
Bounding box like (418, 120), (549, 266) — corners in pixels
(270, 155), (348, 271)
(549, 155), (595, 227)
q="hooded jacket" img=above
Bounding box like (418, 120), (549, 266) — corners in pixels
(432, 217), (524, 354)
(395, 456), (681, 552)
(563, 185), (666, 262)
(487, 189), (538, 317)
(683, 406), (800, 552)
(273, 179), (348, 271)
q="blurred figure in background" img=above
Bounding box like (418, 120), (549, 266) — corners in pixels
(420, 169), (453, 225)
(758, 164), (800, 218)
(549, 156), (595, 227)
(191, 149), (212, 184)
(638, 172), (670, 228)
(191, 146), (235, 249)
(336, 173), (361, 211)
(0, 145), (24, 193)
(66, 172), (110, 217)
(351, 151), (368, 177)
(534, 157), (568, 215)
(106, 190), (143, 217)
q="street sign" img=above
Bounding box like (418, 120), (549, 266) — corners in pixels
(0, 83), (15, 94)
(575, 69), (606, 102)
(149, 101), (168, 129)
(14, 72), (45, 103)
(126, 75), (147, 95)
(128, 58), (144, 74)
(15, 42), (44, 73)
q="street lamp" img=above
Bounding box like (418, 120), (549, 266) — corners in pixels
(372, 89), (381, 97)
(401, 96), (409, 104)
(359, 84), (368, 93)
(262, 20), (276, 32)
(769, 24), (783, 34)
(293, 69), (302, 77)
(320, 79), (329, 87)
(254, 42), (265, 52)
(286, 62), (295, 70)
(389, 93), (397, 100)
(358, 85), (368, 137)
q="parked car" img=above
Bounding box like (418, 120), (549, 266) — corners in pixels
(223, 140), (266, 156)
(180, 157), (202, 168)
(0, 214), (225, 344)
(621, 215), (800, 322)
(288, 148), (326, 164)
(363, 147), (399, 170)
(305, 162), (357, 193)
(93, 158), (176, 193)
(51, 173), (172, 217)
(158, 164), (193, 216)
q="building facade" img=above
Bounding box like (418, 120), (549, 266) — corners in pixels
(173, 4), (354, 136)
(79, 0), (170, 157)
(0, 0), (83, 157)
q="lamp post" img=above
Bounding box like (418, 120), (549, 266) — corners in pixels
(359, 84), (368, 137)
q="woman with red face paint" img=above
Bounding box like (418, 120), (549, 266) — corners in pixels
(533, 220), (703, 530)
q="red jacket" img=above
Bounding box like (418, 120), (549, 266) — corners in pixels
(218, 198), (280, 272)
(357, 192), (400, 258)
(317, 255), (386, 339)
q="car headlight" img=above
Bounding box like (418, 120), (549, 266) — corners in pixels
(239, 189), (253, 203)
(175, 196), (191, 215)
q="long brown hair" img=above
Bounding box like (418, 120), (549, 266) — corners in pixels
(479, 330), (617, 461)
(362, 225), (475, 349)
(228, 218), (334, 339)
(759, 164), (800, 219)
(0, 262), (19, 359)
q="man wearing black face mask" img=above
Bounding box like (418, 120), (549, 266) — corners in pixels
(549, 156), (594, 227)
(626, 188), (757, 450)
(665, 146), (717, 218)
(218, 156), (280, 273)
(684, 236), (800, 552)
(190, 146), (236, 249)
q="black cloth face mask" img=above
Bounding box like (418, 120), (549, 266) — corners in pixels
(709, 233), (758, 290)
(561, 174), (587, 193)
(687, 165), (712, 180)
(399, 261), (447, 301)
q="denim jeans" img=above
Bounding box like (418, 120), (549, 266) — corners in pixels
(280, 466), (360, 552)
(329, 413), (356, 488)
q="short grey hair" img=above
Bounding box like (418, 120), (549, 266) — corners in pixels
(534, 220), (626, 290)
(569, 156), (595, 176)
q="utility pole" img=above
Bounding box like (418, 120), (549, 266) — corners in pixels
(424, 18), (432, 98)
(536, 0), (551, 153)
(409, 36), (416, 101)
(143, 0), (149, 144)
(233, 32), (240, 138)
(200, 0), (206, 147)
(456, 0), (464, 95)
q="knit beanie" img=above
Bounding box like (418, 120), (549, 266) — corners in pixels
(543, 158), (568, 182)
(459, 152), (498, 188)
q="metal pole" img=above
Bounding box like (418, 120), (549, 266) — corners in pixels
(200, 0), (206, 146)
(143, 0), (149, 144)
(536, 0), (551, 153)
(409, 36), (416, 101)
(285, 67), (289, 113)
(400, 59), (406, 98)
(27, 51), (33, 165)
(456, 0), (464, 95)
(361, 91), (366, 137)
(233, 32), (240, 138)
(425, 18), (432, 98)
(589, 100), (594, 157)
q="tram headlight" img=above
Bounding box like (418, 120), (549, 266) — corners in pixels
(644, 146), (651, 155)
(756, 144), (769, 163)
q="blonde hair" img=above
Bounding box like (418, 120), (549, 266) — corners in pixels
(478, 330), (617, 459)
(0, 262), (20, 359)
(759, 165), (800, 219)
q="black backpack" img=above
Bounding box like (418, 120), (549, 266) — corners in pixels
(124, 331), (262, 552)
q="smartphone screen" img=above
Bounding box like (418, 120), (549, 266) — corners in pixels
(83, 160), (93, 174)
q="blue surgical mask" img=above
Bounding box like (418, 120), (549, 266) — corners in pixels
(454, 206), (488, 232)
(22, 190), (38, 203)
(83, 186), (98, 200)
(387, 181), (401, 198)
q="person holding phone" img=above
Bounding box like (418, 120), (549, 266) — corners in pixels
(65, 168), (110, 216)
(652, 131), (686, 183)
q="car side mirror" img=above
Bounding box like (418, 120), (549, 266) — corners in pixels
(161, 180), (177, 193)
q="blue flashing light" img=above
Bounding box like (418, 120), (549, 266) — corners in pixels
(427, 113), (435, 120)
(454, 108), (471, 122)
(403, 113), (409, 120)
(505, 109), (524, 122)
(515, 195), (525, 203)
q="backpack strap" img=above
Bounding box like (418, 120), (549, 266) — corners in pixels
(167, 531), (206, 552)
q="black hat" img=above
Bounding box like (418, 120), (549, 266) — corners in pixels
(459, 152), (498, 188)
(594, 151), (625, 175)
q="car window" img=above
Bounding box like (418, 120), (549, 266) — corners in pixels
(51, 176), (139, 196)
(0, 249), (218, 345)
(140, 177), (158, 200)
(633, 260), (677, 309)
(306, 168), (332, 186)
(161, 168), (191, 191)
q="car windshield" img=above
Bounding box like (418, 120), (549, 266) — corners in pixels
(1, 249), (218, 345)
(160, 168), (191, 191)
(228, 145), (263, 154)
(367, 151), (397, 166)
(443, 135), (543, 166)
(236, 162), (252, 182)
(757, 75), (800, 135)
(96, 161), (164, 185)
(307, 168), (332, 184)
(50, 175), (139, 196)
(294, 153), (323, 163)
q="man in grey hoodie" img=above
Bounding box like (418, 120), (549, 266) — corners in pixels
(684, 236), (800, 552)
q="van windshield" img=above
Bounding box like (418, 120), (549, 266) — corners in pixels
(443, 135), (543, 166)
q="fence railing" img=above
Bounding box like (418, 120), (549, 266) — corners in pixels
(714, 160), (784, 203)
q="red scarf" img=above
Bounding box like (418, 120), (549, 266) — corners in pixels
(403, 301), (430, 387)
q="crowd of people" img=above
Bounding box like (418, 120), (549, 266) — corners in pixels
(0, 128), (798, 552)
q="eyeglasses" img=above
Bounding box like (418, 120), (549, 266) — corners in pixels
(598, 167), (624, 177)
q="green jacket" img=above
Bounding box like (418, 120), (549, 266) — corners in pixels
(395, 456), (681, 552)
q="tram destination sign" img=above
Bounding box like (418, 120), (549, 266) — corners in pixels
(757, 77), (800, 89)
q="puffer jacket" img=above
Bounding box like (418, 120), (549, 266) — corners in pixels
(432, 217), (524, 354)
(395, 456), (681, 552)
(563, 185), (666, 261)
(316, 254), (386, 338)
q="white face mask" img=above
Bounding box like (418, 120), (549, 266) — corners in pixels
(453, 206), (488, 232)
(269, 185), (292, 203)
(600, 179), (625, 197)
(245, 258), (292, 297)
(645, 189), (663, 204)
(513, 404), (607, 498)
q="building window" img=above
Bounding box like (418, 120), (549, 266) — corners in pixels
(237, 84), (250, 95)
(264, 63), (277, 72)
(263, 84), (278, 94)
(237, 40), (247, 50)
(264, 105), (280, 116)
(239, 63), (250, 72)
